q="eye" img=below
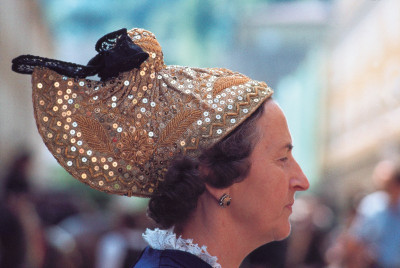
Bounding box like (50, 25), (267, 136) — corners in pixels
(279, 157), (288, 162)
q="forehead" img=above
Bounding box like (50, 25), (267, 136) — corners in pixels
(256, 101), (291, 149)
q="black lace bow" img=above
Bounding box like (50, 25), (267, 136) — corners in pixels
(11, 28), (149, 81)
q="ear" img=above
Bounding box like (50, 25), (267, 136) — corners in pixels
(204, 183), (230, 203)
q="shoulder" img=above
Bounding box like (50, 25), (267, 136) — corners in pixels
(133, 247), (213, 268)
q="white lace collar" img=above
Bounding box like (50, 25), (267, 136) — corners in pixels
(142, 228), (222, 268)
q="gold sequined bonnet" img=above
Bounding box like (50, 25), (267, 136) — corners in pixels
(12, 28), (273, 197)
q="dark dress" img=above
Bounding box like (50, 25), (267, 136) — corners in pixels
(133, 246), (213, 268)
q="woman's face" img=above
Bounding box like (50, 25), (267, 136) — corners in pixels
(229, 100), (309, 242)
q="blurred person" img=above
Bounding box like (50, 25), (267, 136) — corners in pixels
(3, 152), (32, 198)
(284, 195), (334, 268)
(96, 212), (148, 268)
(1, 152), (46, 268)
(12, 27), (309, 267)
(345, 160), (400, 268)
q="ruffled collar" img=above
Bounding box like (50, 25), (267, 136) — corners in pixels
(142, 228), (222, 268)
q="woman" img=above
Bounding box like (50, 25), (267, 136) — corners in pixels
(12, 28), (309, 267)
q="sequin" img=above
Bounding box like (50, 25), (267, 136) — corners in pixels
(47, 133), (53, 138)
(63, 134), (68, 139)
(70, 138), (75, 143)
(216, 115), (221, 120)
(217, 129), (222, 134)
(75, 104), (80, 108)
(112, 162), (118, 167)
(101, 157), (106, 163)
(37, 83), (43, 89)
(230, 118), (236, 124)
(79, 81), (84, 86)
(57, 121), (62, 126)
(142, 98), (148, 103)
(117, 127), (122, 132)
(205, 118), (210, 123)
(140, 71), (145, 76)
(99, 181), (104, 186)
(62, 105), (68, 110)
(66, 117), (72, 123)
(124, 80), (130, 86)
(77, 141), (82, 146)
(111, 103), (117, 108)
(140, 108), (146, 113)
(197, 120), (202, 125)
(70, 130), (76, 135)
(204, 112), (209, 116)
(72, 93), (77, 98)
(68, 99), (73, 104)
(67, 161), (73, 166)
(126, 165), (132, 170)
(132, 99), (138, 104)
(77, 132), (81, 137)
(68, 81), (73, 86)
(81, 173), (87, 179)
(180, 141), (186, 146)
(43, 116), (48, 122)
(66, 89), (72, 94)
(91, 157), (97, 162)
(112, 123), (118, 129)
(53, 106), (59, 111)
(243, 109), (249, 113)
(71, 146), (76, 151)
(149, 132), (154, 137)
(54, 82), (60, 87)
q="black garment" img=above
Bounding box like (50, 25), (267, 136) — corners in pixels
(133, 247), (212, 268)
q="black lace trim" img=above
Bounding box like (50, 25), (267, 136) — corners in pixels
(11, 28), (149, 81)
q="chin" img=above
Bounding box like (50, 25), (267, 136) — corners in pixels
(271, 222), (292, 241)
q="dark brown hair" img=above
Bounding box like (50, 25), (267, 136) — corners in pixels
(148, 101), (267, 228)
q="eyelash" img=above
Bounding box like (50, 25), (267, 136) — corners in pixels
(279, 157), (288, 162)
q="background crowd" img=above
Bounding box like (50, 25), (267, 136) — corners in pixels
(1, 0), (400, 267)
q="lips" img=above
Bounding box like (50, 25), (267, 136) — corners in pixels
(285, 201), (294, 210)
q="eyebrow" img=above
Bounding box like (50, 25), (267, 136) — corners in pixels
(283, 143), (293, 152)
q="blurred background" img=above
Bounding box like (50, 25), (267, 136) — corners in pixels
(1, 0), (400, 267)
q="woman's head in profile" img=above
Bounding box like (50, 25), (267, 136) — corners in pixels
(149, 98), (309, 244)
(13, 27), (310, 267)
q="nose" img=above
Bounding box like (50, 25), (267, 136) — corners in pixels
(291, 159), (310, 191)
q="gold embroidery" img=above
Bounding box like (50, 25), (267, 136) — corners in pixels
(213, 76), (250, 97)
(75, 116), (113, 154)
(118, 130), (154, 165)
(159, 110), (202, 146)
(134, 36), (162, 53)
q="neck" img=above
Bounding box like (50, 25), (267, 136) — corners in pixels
(178, 192), (268, 268)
